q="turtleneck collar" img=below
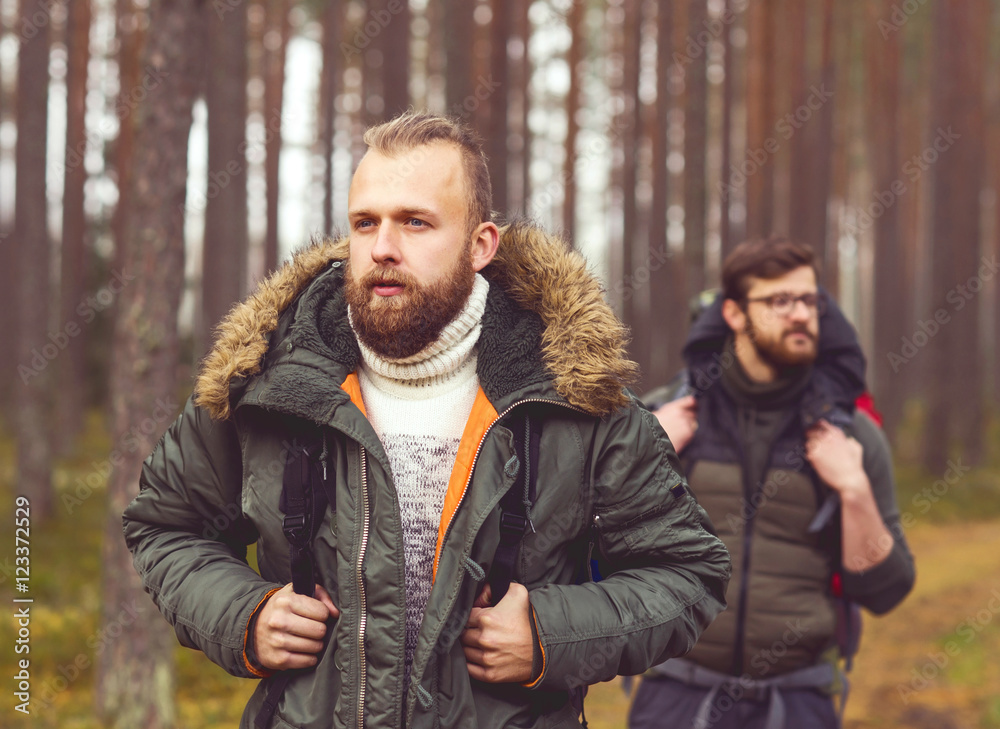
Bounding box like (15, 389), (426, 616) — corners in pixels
(349, 273), (489, 397)
(720, 336), (813, 410)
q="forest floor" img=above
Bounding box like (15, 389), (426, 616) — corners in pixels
(0, 412), (998, 728)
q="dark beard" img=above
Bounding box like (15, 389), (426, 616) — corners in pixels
(345, 248), (475, 360)
(745, 317), (818, 372)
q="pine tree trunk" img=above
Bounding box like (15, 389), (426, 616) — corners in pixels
(516, 0), (532, 211)
(381, 0), (410, 118)
(924, 0), (988, 470)
(113, 0), (144, 279)
(201, 0), (249, 355)
(649, 0), (684, 382)
(865, 0), (903, 441)
(744, 0), (775, 237)
(620, 0), (645, 381)
(96, 0), (207, 724)
(320, 0), (341, 238)
(561, 0), (584, 241)
(14, 0), (53, 520)
(488, 0), (511, 219)
(719, 0), (734, 259)
(58, 0), (92, 454)
(0, 9), (14, 413)
(263, 0), (290, 271)
(443, 0), (474, 115)
(683, 0), (708, 300)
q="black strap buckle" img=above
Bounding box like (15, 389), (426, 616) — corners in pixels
(499, 511), (527, 537)
(282, 513), (308, 543)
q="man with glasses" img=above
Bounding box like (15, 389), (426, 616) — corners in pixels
(629, 238), (915, 728)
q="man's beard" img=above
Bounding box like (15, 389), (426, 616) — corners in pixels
(745, 316), (818, 372)
(345, 247), (476, 360)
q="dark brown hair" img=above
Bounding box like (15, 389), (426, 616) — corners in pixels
(721, 237), (819, 302)
(363, 111), (492, 231)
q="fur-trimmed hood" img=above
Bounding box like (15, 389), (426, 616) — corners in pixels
(194, 221), (638, 420)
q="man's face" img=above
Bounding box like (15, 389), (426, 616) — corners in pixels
(345, 142), (487, 359)
(736, 266), (821, 372)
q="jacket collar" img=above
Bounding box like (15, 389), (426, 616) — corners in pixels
(194, 220), (638, 422)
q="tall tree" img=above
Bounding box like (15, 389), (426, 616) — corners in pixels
(113, 0), (145, 278)
(443, 0), (474, 115)
(515, 0), (532, 212)
(719, 0), (734, 258)
(488, 0), (511, 218)
(263, 0), (291, 271)
(808, 0), (836, 290)
(924, 0), (988, 470)
(58, 0), (93, 453)
(14, 0), (53, 520)
(865, 0), (904, 440)
(683, 0), (708, 300)
(96, 0), (207, 723)
(648, 0), (685, 381)
(381, 0), (410, 118)
(0, 5), (14, 413)
(201, 0), (249, 354)
(744, 0), (775, 237)
(320, 0), (342, 238)
(561, 0), (584, 240)
(619, 0), (645, 379)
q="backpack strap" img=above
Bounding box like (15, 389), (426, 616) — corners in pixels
(256, 435), (332, 729)
(488, 412), (540, 604)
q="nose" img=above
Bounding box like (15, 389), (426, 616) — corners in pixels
(370, 222), (401, 265)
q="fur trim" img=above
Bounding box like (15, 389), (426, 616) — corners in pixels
(484, 220), (638, 415)
(193, 237), (349, 420)
(194, 223), (637, 420)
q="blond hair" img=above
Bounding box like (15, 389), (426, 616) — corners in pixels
(363, 112), (493, 230)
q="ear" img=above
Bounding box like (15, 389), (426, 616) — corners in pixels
(470, 221), (500, 272)
(721, 298), (746, 334)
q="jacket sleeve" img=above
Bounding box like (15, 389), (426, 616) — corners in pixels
(525, 401), (731, 691)
(840, 410), (916, 614)
(122, 395), (282, 678)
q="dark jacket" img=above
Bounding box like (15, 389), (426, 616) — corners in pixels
(664, 295), (914, 678)
(122, 222), (731, 728)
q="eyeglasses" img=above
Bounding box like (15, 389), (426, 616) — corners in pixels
(743, 292), (826, 317)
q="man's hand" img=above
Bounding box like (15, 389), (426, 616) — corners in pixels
(805, 420), (867, 496)
(653, 395), (698, 454)
(460, 582), (535, 683)
(806, 420), (893, 573)
(254, 583), (339, 671)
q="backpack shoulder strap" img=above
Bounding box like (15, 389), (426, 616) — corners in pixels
(488, 412), (540, 604)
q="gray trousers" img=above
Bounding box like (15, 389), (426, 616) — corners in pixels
(627, 675), (839, 729)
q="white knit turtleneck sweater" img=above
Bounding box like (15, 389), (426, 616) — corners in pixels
(349, 273), (489, 680)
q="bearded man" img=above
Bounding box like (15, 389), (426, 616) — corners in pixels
(630, 239), (915, 729)
(123, 112), (730, 729)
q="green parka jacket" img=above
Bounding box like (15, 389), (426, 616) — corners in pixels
(123, 222), (731, 729)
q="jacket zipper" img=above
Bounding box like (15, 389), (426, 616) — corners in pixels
(435, 397), (585, 580)
(356, 447), (371, 729)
